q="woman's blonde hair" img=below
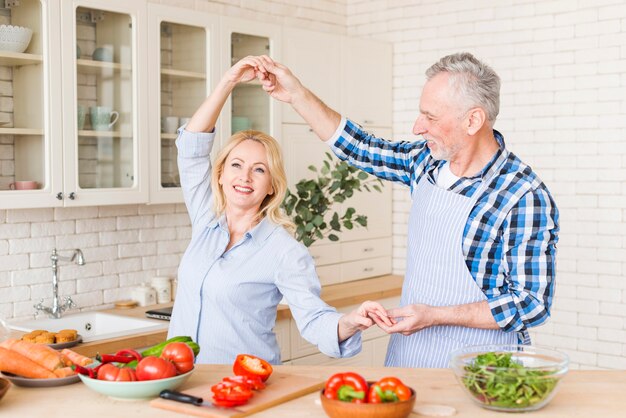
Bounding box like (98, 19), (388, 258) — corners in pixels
(211, 130), (295, 232)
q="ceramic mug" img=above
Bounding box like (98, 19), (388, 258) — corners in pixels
(161, 116), (179, 134)
(10, 180), (38, 190)
(90, 106), (119, 131)
(77, 104), (86, 130)
(179, 117), (191, 126)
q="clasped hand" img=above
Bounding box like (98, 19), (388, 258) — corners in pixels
(358, 301), (435, 336)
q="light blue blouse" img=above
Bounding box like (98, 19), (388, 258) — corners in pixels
(167, 128), (361, 365)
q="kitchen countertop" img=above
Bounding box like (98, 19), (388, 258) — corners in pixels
(1, 364), (624, 417)
(9, 274), (403, 358)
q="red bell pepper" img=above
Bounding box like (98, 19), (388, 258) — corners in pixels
(211, 380), (254, 408)
(96, 348), (141, 364)
(223, 375), (266, 391)
(233, 354), (273, 382)
(324, 372), (368, 403)
(367, 376), (412, 403)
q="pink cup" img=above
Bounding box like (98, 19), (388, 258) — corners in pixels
(9, 180), (39, 190)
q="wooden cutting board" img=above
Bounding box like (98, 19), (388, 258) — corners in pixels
(150, 372), (325, 417)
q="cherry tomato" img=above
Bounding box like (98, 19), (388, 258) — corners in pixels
(135, 356), (177, 381)
(97, 364), (137, 381)
(160, 342), (194, 374)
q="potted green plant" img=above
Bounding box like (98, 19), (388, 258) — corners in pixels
(283, 152), (383, 247)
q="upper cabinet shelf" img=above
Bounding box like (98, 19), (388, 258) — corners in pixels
(76, 58), (131, 74)
(160, 68), (206, 81)
(0, 51), (43, 66)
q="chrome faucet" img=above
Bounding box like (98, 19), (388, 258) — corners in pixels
(34, 248), (85, 318)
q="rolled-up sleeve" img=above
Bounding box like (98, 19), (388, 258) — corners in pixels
(176, 128), (217, 229)
(488, 187), (558, 337)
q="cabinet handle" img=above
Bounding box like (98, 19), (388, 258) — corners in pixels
(68, 192), (76, 200)
(362, 119), (374, 125)
(363, 267), (374, 272)
(362, 247), (374, 252)
(56, 192), (63, 200)
(312, 255), (320, 260)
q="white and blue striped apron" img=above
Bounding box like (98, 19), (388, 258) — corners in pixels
(385, 162), (516, 368)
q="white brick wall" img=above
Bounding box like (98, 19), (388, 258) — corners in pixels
(347, 1), (626, 369)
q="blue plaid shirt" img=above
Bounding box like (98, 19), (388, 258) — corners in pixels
(327, 118), (559, 342)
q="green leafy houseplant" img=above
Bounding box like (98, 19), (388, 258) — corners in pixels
(283, 152), (383, 247)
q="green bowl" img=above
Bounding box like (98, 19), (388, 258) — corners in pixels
(78, 369), (193, 400)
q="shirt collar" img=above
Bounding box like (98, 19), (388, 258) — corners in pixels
(207, 213), (277, 246)
(430, 129), (508, 181)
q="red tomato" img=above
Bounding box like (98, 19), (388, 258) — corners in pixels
(136, 356), (177, 381)
(97, 364), (137, 381)
(160, 342), (194, 374)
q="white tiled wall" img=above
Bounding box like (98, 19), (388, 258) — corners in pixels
(347, 1), (626, 369)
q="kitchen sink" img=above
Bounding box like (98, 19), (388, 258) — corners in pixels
(9, 312), (169, 342)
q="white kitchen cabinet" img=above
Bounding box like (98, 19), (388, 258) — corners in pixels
(341, 36), (392, 128)
(147, 4), (217, 204)
(0, 0), (149, 208)
(0, 0), (62, 208)
(281, 27), (341, 124)
(218, 17), (281, 149)
(59, 0), (149, 206)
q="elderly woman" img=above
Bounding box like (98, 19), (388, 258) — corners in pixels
(168, 57), (386, 365)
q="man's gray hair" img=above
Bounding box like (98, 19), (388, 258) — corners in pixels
(425, 52), (500, 123)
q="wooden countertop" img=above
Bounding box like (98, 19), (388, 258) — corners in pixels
(1, 364), (624, 417)
(10, 274), (403, 357)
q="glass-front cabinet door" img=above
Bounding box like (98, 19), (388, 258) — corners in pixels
(219, 17), (281, 148)
(60, 0), (148, 206)
(0, 0), (63, 209)
(147, 4), (216, 203)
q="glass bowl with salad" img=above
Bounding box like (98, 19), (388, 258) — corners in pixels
(449, 344), (569, 412)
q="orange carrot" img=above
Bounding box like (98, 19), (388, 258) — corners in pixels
(61, 349), (93, 367)
(0, 346), (57, 379)
(4, 339), (64, 371)
(53, 366), (76, 378)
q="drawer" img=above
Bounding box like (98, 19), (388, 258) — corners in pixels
(317, 264), (341, 286)
(340, 256), (392, 282)
(341, 237), (391, 262)
(309, 242), (342, 266)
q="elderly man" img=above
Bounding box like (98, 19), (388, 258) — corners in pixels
(256, 52), (559, 367)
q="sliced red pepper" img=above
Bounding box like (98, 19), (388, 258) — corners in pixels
(324, 372), (368, 403)
(211, 380), (254, 403)
(367, 376), (412, 403)
(212, 398), (248, 408)
(233, 354), (273, 382)
(223, 375), (266, 391)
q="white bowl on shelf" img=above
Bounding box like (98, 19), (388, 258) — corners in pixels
(0, 25), (33, 53)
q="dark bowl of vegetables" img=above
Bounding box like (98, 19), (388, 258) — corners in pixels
(449, 344), (569, 412)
